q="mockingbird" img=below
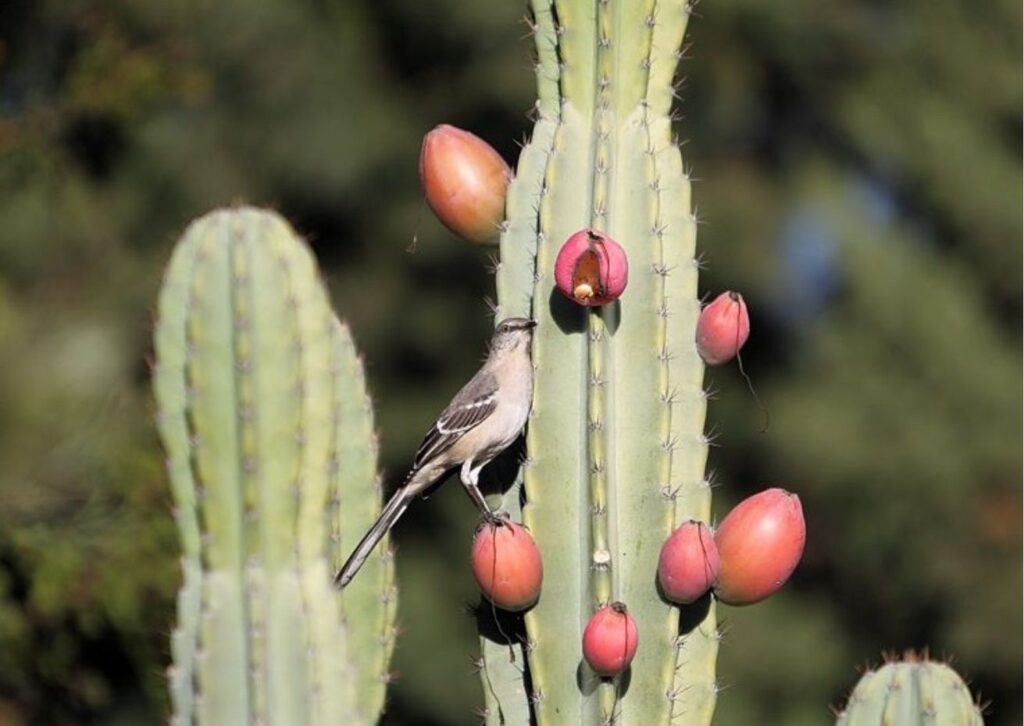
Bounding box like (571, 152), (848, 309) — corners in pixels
(334, 317), (536, 589)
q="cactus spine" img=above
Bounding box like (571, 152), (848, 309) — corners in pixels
(487, 0), (717, 723)
(154, 207), (396, 724)
(836, 654), (985, 725)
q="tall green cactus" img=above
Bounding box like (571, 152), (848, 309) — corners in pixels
(836, 654), (985, 725)
(483, 0), (718, 723)
(154, 207), (396, 724)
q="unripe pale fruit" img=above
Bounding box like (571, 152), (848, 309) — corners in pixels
(581, 603), (638, 677)
(554, 229), (629, 306)
(696, 291), (750, 365)
(471, 521), (543, 611)
(657, 520), (720, 604)
(713, 488), (805, 605)
(419, 124), (510, 244)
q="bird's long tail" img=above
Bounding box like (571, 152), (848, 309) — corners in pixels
(334, 486), (413, 589)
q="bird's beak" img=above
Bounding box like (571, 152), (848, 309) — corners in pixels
(525, 319), (538, 328)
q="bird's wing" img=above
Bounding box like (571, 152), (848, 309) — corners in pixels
(409, 370), (499, 474)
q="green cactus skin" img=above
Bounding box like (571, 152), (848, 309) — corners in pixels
(836, 656), (985, 725)
(486, 0), (718, 723)
(154, 207), (395, 725)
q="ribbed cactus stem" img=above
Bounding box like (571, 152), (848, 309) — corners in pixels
(836, 654), (985, 725)
(155, 207), (395, 725)
(484, 0), (717, 723)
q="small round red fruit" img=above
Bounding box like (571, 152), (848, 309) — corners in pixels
(713, 488), (806, 605)
(554, 229), (629, 306)
(582, 602), (638, 677)
(657, 520), (720, 604)
(471, 520), (543, 611)
(696, 291), (750, 365)
(419, 124), (510, 244)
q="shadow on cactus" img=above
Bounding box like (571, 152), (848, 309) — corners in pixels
(153, 207), (396, 724)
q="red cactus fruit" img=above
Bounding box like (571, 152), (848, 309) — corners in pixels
(582, 602), (639, 677)
(696, 291), (750, 365)
(713, 488), (806, 605)
(657, 520), (720, 604)
(554, 229), (629, 306)
(471, 520), (543, 611)
(419, 124), (510, 244)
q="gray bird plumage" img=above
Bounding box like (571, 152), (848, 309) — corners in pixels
(334, 317), (536, 588)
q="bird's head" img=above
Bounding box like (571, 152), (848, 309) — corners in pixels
(490, 317), (537, 354)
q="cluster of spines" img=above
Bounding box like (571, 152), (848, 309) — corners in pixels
(486, 0), (718, 724)
(154, 208), (394, 725)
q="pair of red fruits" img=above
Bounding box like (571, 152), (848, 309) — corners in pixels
(471, 489), (806, 678)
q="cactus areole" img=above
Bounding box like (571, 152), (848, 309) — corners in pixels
(419, 124), (511, 244)
(554, 229), (629, 306)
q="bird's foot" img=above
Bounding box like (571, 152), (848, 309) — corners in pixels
(483, 509), (512, 528)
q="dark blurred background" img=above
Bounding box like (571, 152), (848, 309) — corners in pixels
(0, 0), (1020, 723)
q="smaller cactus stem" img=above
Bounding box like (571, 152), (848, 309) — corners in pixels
(159, 209), (392, 725)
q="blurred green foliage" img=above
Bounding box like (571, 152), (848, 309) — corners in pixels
(0, 0), (1019, 724)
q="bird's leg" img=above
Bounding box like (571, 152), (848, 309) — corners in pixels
(460, 460), (506, 525)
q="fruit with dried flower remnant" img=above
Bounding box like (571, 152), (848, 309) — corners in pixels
(582, 602), (639, 677)
(471, 520), (543, 611)
(554, 229), (629, 306)
(713, 488), (805, 605)
(657, 520), (720, 604)
(696, 291), (750, 365)
(419, 124), (511, 244)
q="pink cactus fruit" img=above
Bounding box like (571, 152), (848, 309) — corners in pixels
(696, 291), (750, 365)
(471, 520), (543, 611)
(554, 229), (629, 306)
(582, 602), (639, 677)
(713, 488), (806, 605)
(419, 124), (510, 244)
(657, 520), (720, 604)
